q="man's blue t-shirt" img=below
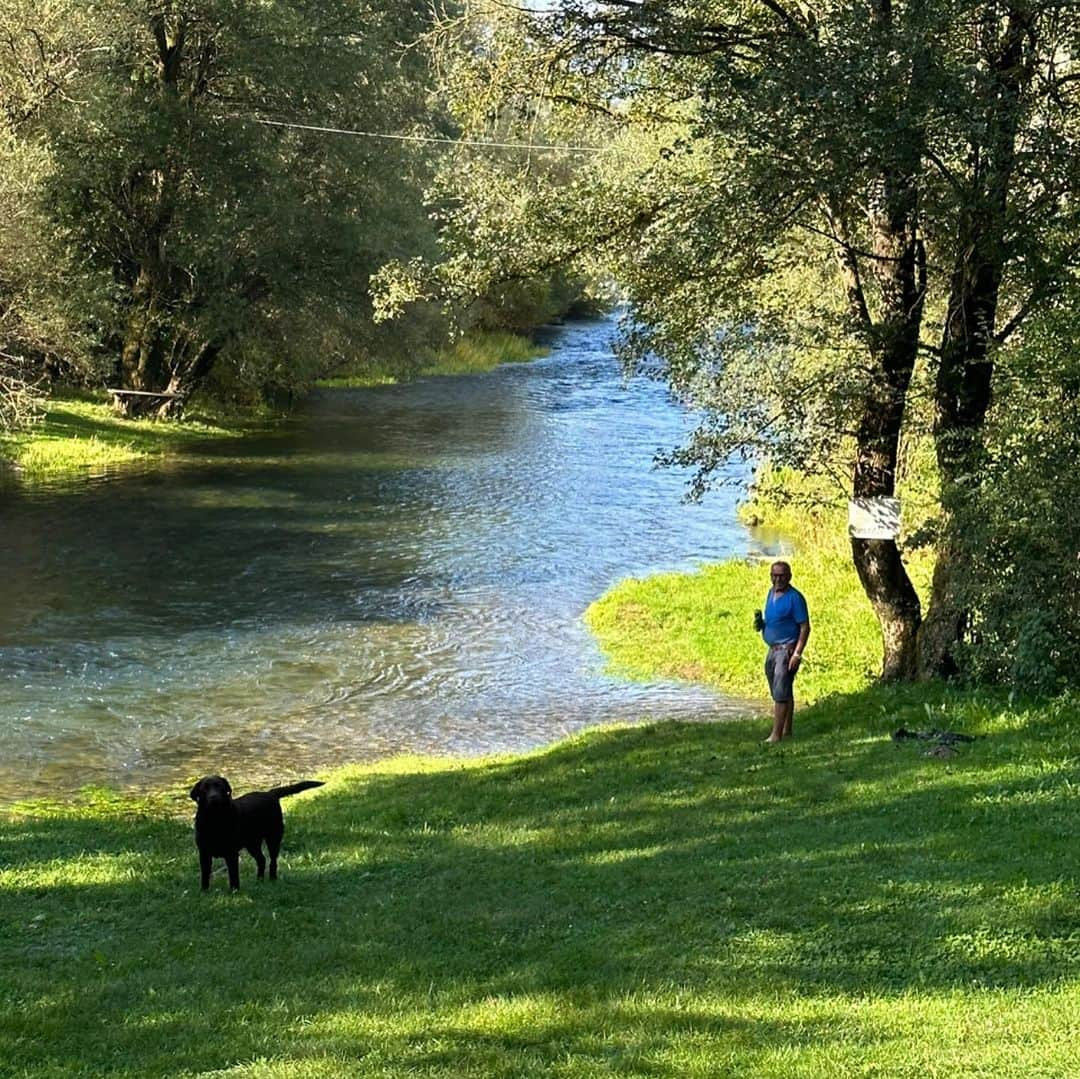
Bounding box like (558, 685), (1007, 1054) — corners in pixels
(763, 586), (809, 645)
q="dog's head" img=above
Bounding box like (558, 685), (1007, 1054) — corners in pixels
(189, 775), (233, 807)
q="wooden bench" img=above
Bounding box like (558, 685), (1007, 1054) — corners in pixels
(106, 388), (180, 415)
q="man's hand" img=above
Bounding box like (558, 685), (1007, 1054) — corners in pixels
(788, 652), (802, 672)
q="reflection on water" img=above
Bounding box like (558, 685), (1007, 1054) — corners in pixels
(0, 317), (759, 803)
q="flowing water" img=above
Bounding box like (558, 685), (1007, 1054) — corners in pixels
(0, 318), (764, 803)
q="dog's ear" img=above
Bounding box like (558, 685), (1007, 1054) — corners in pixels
(189, 779), (204, 802)
(223, 779), (232, 796)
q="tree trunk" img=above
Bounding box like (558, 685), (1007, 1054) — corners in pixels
(119, 277), (166, 393)
(920, 198), (1002, 675)
(156, 340), (220, 418)
(919, 2), (1033, 676)
(848, 356), (923, 679)
(851, 538), (922, 680)
(848, 325), (924, 679)
(114, 11), (189, 400)
(831, 0), (928, 680)
(919, 544), (965, 677)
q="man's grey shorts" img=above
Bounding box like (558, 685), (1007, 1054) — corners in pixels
(765, 644), (797, 703)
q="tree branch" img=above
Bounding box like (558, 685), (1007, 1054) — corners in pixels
(820, 200), (874, 335)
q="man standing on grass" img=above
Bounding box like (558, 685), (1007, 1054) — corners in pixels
(758, 560), (810, 743)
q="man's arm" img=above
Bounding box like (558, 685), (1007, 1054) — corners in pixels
(790, 620), (810, 670)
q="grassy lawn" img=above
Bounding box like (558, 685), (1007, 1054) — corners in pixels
(3, 686), (1079, 1077)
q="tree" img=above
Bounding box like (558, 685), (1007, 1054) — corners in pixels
(23, 0), (441, 417)
(946, 292), (1080, 692)
(435, 0), (1080, 680)
(0, 0), (110, 428)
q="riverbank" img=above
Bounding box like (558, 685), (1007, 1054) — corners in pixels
(3, 686), (1078, 1076)
(585, 478), (935, 703)
(0, 393), (267, 478)
(0, 332), (547, 478)
(317, 330), (549, 388)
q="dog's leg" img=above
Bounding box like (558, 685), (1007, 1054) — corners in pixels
(267, 834), (281, 881)
(199, 848), (213, 891)
(225, 851), (241, 891)
(246, 843), (266, 880)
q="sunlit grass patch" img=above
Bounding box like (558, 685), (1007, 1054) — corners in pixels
(0, 850), (150, 890)
(314, 372), (400, 389)
(316, 332), (547, 388)
(0, 393), (248, 478)
(586, 486), (934, 700)
(586, 552), (882, 701)
(11, 430), (149, 472)
(424, 331), (547, 376)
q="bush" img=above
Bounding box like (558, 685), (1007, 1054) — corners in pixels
(0, 354), (44, 432)
(950, 310), (1080, 692)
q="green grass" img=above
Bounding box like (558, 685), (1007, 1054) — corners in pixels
(3, 434), (1075, 1074)
(586, 478), (934, 703)
(585, 555), (869, 702)
(3, 689), (1079, 1077)
(423, 331), (547, 377)
(4, 333), (545, 476)
(317, 332), (547, 388)
(0, 393), (254, 478)
(586, 546), (933, 704)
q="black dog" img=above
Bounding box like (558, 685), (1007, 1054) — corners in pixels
(190, 775), (324, 891)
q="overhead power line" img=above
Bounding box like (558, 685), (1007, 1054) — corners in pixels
(237, 116), (613, 154)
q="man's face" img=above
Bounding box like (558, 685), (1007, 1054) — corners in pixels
(771, 566), (791, 591)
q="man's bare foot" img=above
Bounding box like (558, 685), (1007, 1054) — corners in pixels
(765, 735), (782, 744)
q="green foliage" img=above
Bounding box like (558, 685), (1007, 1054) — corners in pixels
(586, 553), (880, 701)
(465, 270), (605, 334)
(3, 691), (1080, 1075)
(315, 330), (547, 387)
(437, 0), (1080, 679)
(1, 0), (446, 416)
(947, 303), (1080, 691)
(742, 436), (941, 565)
(0, 357), (44, 431)
(0, 3), (117, 414)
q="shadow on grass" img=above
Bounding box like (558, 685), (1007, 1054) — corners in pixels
(2, 687), (1079, 1075)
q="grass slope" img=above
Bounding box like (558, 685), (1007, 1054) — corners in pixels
(3, 688), (1080, 1077)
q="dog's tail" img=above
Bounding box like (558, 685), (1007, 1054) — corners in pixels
(267, 780), (325, 800)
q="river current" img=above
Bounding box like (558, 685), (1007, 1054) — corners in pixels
(0, 317), (761, 802)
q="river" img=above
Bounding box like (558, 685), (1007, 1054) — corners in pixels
(0, 317), (761, 803)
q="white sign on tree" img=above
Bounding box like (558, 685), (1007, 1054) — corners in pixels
(848, 497), (901, 540)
